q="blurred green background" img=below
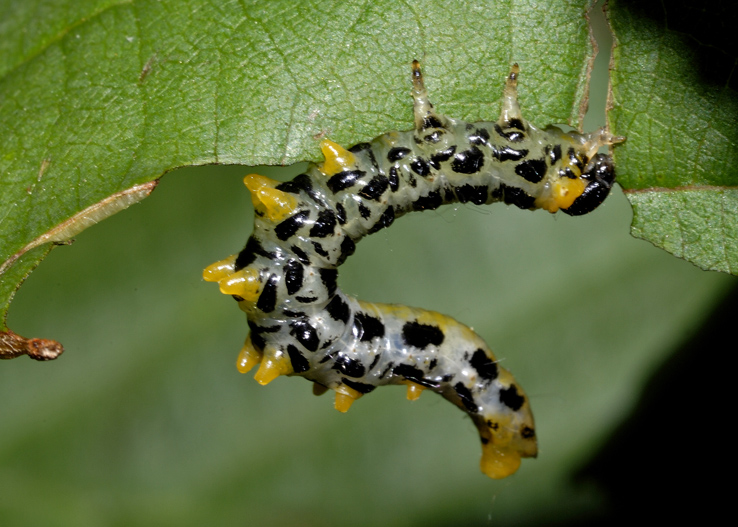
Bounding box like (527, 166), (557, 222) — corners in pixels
(3, 163), (734, 526)
(2, 7), (735, 526)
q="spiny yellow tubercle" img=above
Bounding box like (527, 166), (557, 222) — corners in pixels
(334, 385), (362, 413)
(236, 336), (263, 374)
(218, 267), (261, 301)
(243, 174), (299, 222)
(254, 350), (294, 385)
(319, 139), (356, 176)
(203, 254), (236, 282)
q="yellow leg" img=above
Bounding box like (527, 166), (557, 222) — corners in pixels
(405, 381), (425, 401)
(218, 268), (261, 302)
(254, 351), (294, 386)
(203, 254), (236, 282)
(334, 385), (362, 413)
(236, 336), (263, 374)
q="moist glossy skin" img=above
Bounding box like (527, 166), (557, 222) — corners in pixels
(204, 61), (623, 479)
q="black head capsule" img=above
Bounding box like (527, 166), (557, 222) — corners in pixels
(562, 154), (616, 216)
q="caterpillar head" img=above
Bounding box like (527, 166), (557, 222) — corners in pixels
(561, 153), (616, 216)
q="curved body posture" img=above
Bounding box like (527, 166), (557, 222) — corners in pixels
(204, 61), (623, 479)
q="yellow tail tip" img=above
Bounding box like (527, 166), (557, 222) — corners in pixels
(480, 443), (522, 479)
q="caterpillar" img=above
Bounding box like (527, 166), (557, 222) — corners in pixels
(204, 61), (623, 479)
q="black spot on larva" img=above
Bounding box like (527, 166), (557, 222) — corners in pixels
(408, 174), (417, 187)
(289, 318), (320, 352)
(392, 364), (439, 389)
(456, 184), (488, 205)
(282, 309), (305, 318)
(247, 320), (280, 336)
(402, 321), (444, 349)
(500, 385), (525, 411)
(274, 210), (309, 241)
(235, 236), (276, 271)
(521, 426), (536, 439)
(336, 236), (356, 265)
(468, 127), (490, 145)
(332, 354), (366, 378)
(286, 344), (310, 373)
(326, 170), (365, 193)
(290, 246), (310, 265)
(487, 420), (499, 431)
(423, 130), (443, 143)
(567, 147), (584, 171)
(353, 312), (385, 342)
(309, 209), (337, 238)
(368, 206), (395, 234)
(358, 203), (371, 219)
(481, 437), (489, 445)
(311, 241), (328, 258)
(349, 142), (372, 154)
(495, 184), (535, 210)
(387, 147), (411, 162)
(422, 115), (444, 129)
(256, 274), (279, 313)
(470, 349), (499, 381)
(232, 295), (244, 302)
(359, 175), (390, 201)
(284, 259), (304, 295)
(379, 362), (394, 379)
(506, 118), (525, 131)
(451, 146), (485, 174)
(454, 382), (479, 413)
(342, 378), (376, 394)
(494, 146), (528, 162)
(429, 145), (456, 170)
(412, 190), (443, 211)
(550, 143), (562, 164)
(295, 295), (318, 303)
(494, 123), (524, 143)
(515, 158), (547, 183)
(410, 157), (431, 177)
(277, 173), (310, 194)
(368, 354), (381, 371)
(250, 331), (266, 351)
(335, 202), (347, 225)
(388, 167), (400, 191)
(320, 268), (338, 296)
(325, 294), (350, 323)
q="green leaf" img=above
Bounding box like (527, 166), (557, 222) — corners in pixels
(1, 0), (596, 344)
(1, 1), (736, 525)
(609, 0), (738, 274)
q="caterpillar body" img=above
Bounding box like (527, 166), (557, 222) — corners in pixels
(204, 61), (623, 479)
